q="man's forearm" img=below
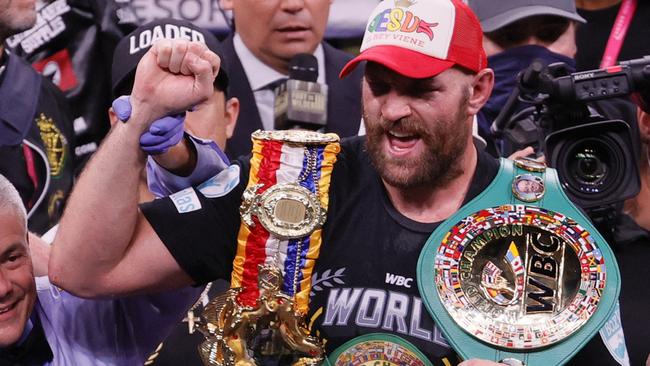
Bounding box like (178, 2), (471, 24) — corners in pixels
(151, 135), (197, 177)
(49, 121), (149, 293)
(147, 135), (230, 197)
(49, 39), (220, 295)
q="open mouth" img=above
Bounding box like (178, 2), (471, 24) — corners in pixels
(0, 302), (17, 319)
(387, 130), (421, 152)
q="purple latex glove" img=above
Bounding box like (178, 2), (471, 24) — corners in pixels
(112, 95), (132, 122)
(139, 114), (186, 155)
(112, 95), (186, 155)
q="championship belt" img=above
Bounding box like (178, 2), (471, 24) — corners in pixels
(196, 130), (340, 366)
(417, 158), (621, 366)
(328, 333), (434, 366)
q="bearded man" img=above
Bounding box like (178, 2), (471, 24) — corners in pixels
(48, 1), (511, 364)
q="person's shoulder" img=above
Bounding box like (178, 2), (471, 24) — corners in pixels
(37, 73), (67, 101)
(339, 135), (366, 156)
(3, 52), (71, 129)
(4, 51), (40, 80)
(322, 41), (364, 81)
(474, 148), (500, 187)
(322, 41), (354, 62)
(334, 136), (371, 172)
(34, 72), (75, 133)
(220, 33), (236, 54)
(477, 148), (500, 170)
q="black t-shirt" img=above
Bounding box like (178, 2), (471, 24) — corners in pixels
(142, 136), (499, 365)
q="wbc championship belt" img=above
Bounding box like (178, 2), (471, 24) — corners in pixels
(417, 158), (621, 366)
(196, 130), (340, 366)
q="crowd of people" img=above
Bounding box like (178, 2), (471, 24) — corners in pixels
(1, 0), (649, 365)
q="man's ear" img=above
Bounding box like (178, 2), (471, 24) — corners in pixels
(219, 0), (234, 10)
(467, 68), (495, 116)
(637, 107), (650, 143)
(224, 97), (240, 139)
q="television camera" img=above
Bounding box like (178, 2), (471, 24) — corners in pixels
(491, 56), (650, 235)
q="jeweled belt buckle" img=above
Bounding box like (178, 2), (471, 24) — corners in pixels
(438, 207), (604, 347)
(418, 204), (617, 365)
(240, 183), (326, 240)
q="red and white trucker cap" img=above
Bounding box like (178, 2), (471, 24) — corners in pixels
(340, 0), (487, 79)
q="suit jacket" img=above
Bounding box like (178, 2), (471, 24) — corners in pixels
(0, 52), (76, 235)
(221, 35), (364, 159)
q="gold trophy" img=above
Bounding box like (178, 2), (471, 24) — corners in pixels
(194, 130), (340, 366)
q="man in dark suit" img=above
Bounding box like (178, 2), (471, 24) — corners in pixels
(0, 0), (77, 235)
(219, 0), (364, 159)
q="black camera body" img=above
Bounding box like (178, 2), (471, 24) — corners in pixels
(492, 56), (650, 216)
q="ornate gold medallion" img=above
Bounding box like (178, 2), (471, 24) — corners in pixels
(514, 157), (547, 173)
(512, 174), (545, 202)
(240, 183), (326, 240)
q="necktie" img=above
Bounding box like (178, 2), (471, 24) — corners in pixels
(261, 78), (287, 92)
(256, 78), (288, 131)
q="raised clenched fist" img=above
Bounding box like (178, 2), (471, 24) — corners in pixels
(129, 39), (221, 128)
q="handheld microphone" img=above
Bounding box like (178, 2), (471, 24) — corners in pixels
(274, 53), (328, 131)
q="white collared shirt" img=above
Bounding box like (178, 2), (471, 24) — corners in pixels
(233, 33), (326, 131)
(33, 275), (203, 366)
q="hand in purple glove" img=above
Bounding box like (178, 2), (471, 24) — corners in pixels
(112, 95), (132, 122)
(112, 95), (186, 155)
(139, 114), (186, 155)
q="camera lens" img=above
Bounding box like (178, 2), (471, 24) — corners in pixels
(569, 142), (610, 189)
(562, 137), (621, 196)
(546, 120), (639, 209)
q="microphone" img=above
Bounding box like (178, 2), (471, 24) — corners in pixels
(274, 53), (328, 131)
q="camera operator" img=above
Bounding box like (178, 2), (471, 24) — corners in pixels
(469, 0), (639, 160)
(468, 2), (648, 364)
(467, 0), (585, 157)
(625, 102), (650, 232)
(565, 96), (650, 366)
(611, 98), (650, 366)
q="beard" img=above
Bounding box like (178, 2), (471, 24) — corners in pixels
(364, 96), (471, 190)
